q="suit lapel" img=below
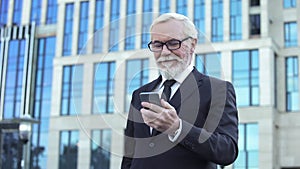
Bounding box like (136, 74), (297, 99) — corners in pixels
(169, 68), (204, 110)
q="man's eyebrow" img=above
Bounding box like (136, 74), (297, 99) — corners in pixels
(152, 39), (179, 43)
(152, 40), (163, 43)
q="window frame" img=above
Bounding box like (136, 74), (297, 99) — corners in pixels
(285, 56), (299, 112)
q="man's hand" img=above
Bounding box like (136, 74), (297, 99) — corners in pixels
(140, 99), (180, 135)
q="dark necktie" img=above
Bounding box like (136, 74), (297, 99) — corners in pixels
(151, 79), (176, 136)
(161, 79), (176, 101)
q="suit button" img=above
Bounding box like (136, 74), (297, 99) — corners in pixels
(184, 140), (192, 147)
(149, 142), (155, 148)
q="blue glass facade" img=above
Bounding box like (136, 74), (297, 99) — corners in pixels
(93, 62), (115, 114)
(90, 129), (111, 169)
(59, 130), (79, 169)
(176, 0), (187, 16)
(141, 0), (152, 49)
(195, 53), (221, 78)
(3, 40), (25, 119)
(12, 0), (23, 25)
(212, 0), (224, 42)
(109, 0), (120, 51)
(61, 65), (83, 116)
(284, 22), (298, 47)
(0, 1), (299, 169)
(125, 0), (136, 50)
(125, 59), (149, 111)
(286, 56), (299, 112)
(77, 1), (89, 55)
(284, 0), (296, 8)
(30, 0), (42, 25)
(230, 0), (242, 40)
(31, 37), (56, 168)
(63, 3), (74, 56)
(159, 0), (170, 14)
(93, 0), (105, 53)
(234, 123), (259, 169)
(46, 0), (57, 24)
(194, 0), (205, 43)
(233, 50), (259, 107)
(0, 0), (9, 27)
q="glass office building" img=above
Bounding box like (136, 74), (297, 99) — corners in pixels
(0, 0), (299, 168)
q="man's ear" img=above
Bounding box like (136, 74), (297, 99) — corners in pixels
(190, 38), (197, 54)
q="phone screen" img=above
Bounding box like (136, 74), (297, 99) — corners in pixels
(139, 92), (161, 106)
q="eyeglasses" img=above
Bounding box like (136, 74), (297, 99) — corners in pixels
(148, 37), (192, 52)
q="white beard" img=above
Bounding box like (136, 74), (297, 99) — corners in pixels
(156, 55), (189, 80)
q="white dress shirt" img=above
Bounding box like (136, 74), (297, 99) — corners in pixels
(152, 65), (193, 142)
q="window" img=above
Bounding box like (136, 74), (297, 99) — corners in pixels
(141, 0), (153, 49)
(284, 0), (296, 8)
(31, 37), (56, 168)
(63, 3), (74, 56)
(93, 62), (115, 114)
(0, 129), (21, 168)
(286, 56), (299, 112)
(195, 53), (221, 78)
(125, 0), (136, 50)
(109, 0), (120, 52)
(233, 50), (259, 107)
(3, 40), (25, 119)
(59, 130), (79, 169)
(93, 0), (105, 53)
(13, 0), (23, 25)
(284, 22), (298, 47)
(250, 14), (260, 36)
(90, 129), (112, 169)
(0, 0), (9, 26)
(159, 0), (170, 14)
(234, 123), (259, 169)
(77, 1), (89, 55)
(250, 0), (260, 6)
(194, 0), (205, 43)
(125, 59), (149, 111)
(211, 0), (223, 42)
(61, 65), (83, 115)
(30, 0), (42, 25)
(230, 0), (242, 40)
(46, 0), (57, 24)
(176, 0), (187, 16)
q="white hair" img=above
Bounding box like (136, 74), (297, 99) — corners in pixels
(150, 13), (198, 39)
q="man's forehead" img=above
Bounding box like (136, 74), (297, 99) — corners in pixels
(150, 20), (184, 38)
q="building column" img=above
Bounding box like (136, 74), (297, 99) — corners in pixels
(223, 0), (230, 42)
(205, 0), (212, 42)
(56, 2), (65, 57)
(87, 0), (96, 54)
(259, 47), (275, 106)
(72, 1), (80, 56)
(221, 50), (232, 82)
(77, 129), (91, 169)
(242, 0), (249, 40)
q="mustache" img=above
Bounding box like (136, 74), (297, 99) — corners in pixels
(156, 56), (182, 63)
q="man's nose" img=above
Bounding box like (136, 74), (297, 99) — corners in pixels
(161, 44), (171, 55)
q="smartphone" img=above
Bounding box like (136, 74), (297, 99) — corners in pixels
(139, 92), (161, 106)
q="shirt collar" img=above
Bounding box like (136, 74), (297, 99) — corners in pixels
(161, 65), (193, 85)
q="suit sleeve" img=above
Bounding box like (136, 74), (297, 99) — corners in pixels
(121, 90), (138, 169)
(178, 82), (239, 165)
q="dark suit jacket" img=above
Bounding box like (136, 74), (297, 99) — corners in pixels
(121, 68), (239, 169)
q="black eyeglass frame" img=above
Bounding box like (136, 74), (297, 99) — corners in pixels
(147, 37), (192, 52)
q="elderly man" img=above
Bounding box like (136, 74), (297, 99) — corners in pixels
(121, 13), (239, 169)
